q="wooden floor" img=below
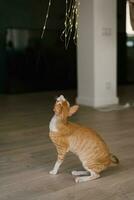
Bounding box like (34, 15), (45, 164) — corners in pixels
(0, 87), (134, 200)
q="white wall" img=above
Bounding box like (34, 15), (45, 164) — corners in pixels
(77, 0), (118, 107)
(77, 0), (95, 106)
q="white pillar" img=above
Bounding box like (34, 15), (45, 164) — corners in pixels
(77, 0), (119, 107)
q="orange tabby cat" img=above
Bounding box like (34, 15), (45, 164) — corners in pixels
(49, 95), (119, 183)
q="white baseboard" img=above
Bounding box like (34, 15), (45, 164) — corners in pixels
(76, 96), (119, 108)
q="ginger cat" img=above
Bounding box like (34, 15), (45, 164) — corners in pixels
(49, 95), (119, 183)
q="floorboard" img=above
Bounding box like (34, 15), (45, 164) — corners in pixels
(0, 88), (134, 200)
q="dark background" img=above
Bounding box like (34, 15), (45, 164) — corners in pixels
(117, 0), (134, 85)
(0, 0), (77, 93)
(0, 0), (134, 94)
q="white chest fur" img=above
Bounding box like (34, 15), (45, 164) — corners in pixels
(49, 115), (58, 132)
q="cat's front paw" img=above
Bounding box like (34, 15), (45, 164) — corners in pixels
(49, 170), (57, 175)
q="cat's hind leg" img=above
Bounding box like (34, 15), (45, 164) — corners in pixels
(74, 166), (100, 183)
(72, 170), (89, 176)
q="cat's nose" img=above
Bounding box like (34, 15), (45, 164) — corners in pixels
(60, 95), (65, 100)
(57, 95), (65, 101)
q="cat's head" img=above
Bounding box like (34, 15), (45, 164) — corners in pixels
(53, 95), (79, 120)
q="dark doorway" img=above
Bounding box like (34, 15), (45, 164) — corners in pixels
(4, 29), (77, 93)
(0, 0), (77, 94)
(117, 0), (134, 85)
(117, 0), (127, 85)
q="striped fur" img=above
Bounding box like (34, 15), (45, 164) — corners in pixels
(49, 95), (119, 181)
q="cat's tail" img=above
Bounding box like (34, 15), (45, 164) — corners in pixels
(110, 154), (119, 165)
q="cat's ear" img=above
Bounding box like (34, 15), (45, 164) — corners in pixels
(68, 105), (79, 116)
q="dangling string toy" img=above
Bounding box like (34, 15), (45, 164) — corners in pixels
(41, 0), (80, 49)
(60, 0), (80, 49)
(41, 0), (52, 39)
